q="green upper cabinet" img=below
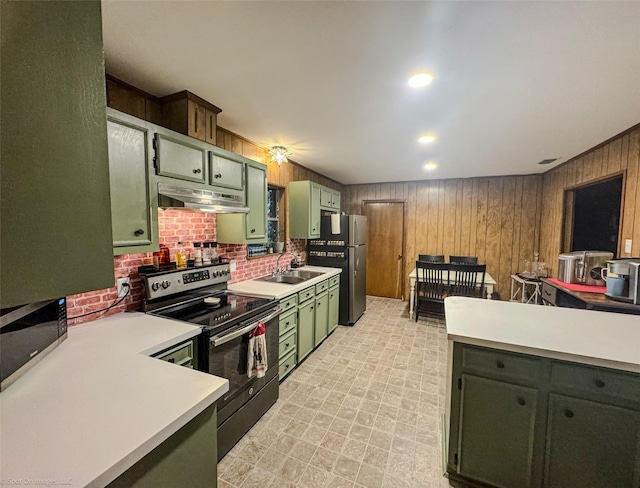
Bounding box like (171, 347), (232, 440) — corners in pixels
(216, 160), (267, 244)
(289, 181), (324, 239)
(154, 131), (207, 184)
(209, 153), (244, 191)
(1, 0), (115, 307)
(331, 191), (341, 211)
(320, 188), (332, 208)
(107, 110), (157, 255)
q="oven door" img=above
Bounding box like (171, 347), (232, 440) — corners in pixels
(206, 306), (280, 423)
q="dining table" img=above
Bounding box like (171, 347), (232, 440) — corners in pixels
(408, 267), (497, 319)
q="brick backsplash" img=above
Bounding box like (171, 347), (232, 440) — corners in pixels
(67, 209), (305, 326)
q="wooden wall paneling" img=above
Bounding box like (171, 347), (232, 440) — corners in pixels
(426, 181), (440, 255)
(520, 176), (541, 271)
(469, 179), (479, 257)
(443, 180), (458, 255)
(629, 130), (640, 255)
(435, 181), (445, 254)
(454, 180), (464, 255)
(475, 179), (489, 266)
(582, 151), (595, 183)
(484, 178), (503, 296)
(511, 176), (524, 276)
(498, 177), (516, 299)
(608, 137), (623, 174)
(416, 182), (429, 258)
(405, 182), (418, 298)
(380, 183), (391, 199)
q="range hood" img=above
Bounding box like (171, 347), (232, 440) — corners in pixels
(157, 183), (249, 214)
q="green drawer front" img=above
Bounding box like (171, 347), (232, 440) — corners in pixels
(315, 280), (329, 294)
(279, 329), (297, 359)
(462, 345), (541, 382)
(279, 294), (298, 314)
(279, 309), (298, 336)
(329, 275), (340, 288)
(550, 361), (640, 402)
(155, 340), (195, 369)
(298, 286), (315, 304)
(279, 350), (297, 379)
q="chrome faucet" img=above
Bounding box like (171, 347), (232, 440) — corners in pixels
(273, 252), (298, 275)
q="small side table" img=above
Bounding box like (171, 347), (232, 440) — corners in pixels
(510, 274), (542, 305)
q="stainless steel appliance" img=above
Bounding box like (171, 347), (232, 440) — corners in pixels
(307, 215), (367, 325)
(604, 258), (640, 304)
(139, 263), (280, 460)
(557, 251), (614, 286)
(1, 298), (67, 391)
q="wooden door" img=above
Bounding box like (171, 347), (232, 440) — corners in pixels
(364, 202), (404, 298)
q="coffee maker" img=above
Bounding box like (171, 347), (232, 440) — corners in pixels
(604, 259), (640, 304)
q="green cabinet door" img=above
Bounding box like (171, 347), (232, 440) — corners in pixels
(320, 188), (332, 209)
(297, 299), (315, 361)
(1, 0), (115, 307)
(328, 285), (339, 333)
(310, 184), (321, 237)
(331, 191), (341, 211)
(314, 291), (329, 346)
(544, 394), (640, 488)
(107, 112), (157, 254)
(245, 163), (267, 240)
(209, 153), (244, 190)
(155, 132), (206, 183)
(458, 374), (537, 488)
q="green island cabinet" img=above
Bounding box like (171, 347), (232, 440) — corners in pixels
(107, 109), (158, 255)
(107, 404), (218, 488)
(288, 181), (341, 239)
(216, 160), (268, 243)
(1, 0), (115, 307)
(447, 343), (640, 488)
(278, 275), (341, 381)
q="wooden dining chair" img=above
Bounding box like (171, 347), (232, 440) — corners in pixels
(449, 255), (478, 264)
(418, 254), (445, 263)
(449, 264), (486, 298)
(414, 261), (450, 321)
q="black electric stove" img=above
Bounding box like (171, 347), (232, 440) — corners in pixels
(139, 263), (281, 460)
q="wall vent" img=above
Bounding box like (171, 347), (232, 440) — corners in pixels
(538, 158), (559, 165)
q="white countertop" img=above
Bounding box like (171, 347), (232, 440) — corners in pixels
(445, 297), (640, 372)
(0, 313), (228, 487)
(228, 266), (342, 299)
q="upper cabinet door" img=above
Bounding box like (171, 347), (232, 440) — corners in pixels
(187, 99), (206, 141)
(155, 133), (206, 183)
(210, 154), (244, 191)
(320, 188), (333, 209)
(310, 184), (321, 237)
(245, 164), (267, 239)
(205, 109), (217, 145)
(331, 191), (341, 211)
(107, 114), (154, 251)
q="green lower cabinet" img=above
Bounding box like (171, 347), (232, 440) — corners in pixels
(328, 285), (339, 334)
(544, 394), (640, 488)
(297, 299), (315, 361)
(458, 374), (537, 488)
(314, 291), (329, 346)
(279, 350), (296, 380)
(108, 405), (217, 487)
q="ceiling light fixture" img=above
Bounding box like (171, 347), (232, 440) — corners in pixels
(424, 162), (438, 171)
(268, 146), (292, 166)
(408, 72), (434, 88)
(419, 134), (436, 144)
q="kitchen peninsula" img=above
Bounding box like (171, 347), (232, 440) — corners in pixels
(444, 297), (640, 488)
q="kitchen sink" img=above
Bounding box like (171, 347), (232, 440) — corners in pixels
(257, 269), (325, 284)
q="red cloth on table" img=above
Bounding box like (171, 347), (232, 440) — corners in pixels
(547, 278), (606, 294)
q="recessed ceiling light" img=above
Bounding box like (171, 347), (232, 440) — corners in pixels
(419, 134), (436, 144)
(408, 72), (434, 88)
(424, 162), (438, 171)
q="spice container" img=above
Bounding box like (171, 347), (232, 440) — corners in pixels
(176, 242), (187, 270)
(202, 242), (211, 265)
(193, 242), (203, 266)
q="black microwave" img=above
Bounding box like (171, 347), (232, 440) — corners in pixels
(0, 298), (67, 391)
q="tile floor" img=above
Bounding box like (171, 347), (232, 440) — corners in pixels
(218, 296), (451, 488)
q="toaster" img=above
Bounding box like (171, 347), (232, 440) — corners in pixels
(557, 251), (614, 286)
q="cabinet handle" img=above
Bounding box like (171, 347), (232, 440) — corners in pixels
(214, 173), (222, 178)
(594, 379), (605, 388)
(564, 409), (574, 418)
(209, 115), (213, 139)
(310, 306), (314, 310)
(193, 168), (202, 174)
(195, 110), (198, 132)
(285, 343), (290, 347)
(251, 228), (256, 233)
(134, 228), (145, 236)
(285, 321), (290, 326)
(318, 302), (321, 306)
(517, 397), (526, 406)
(285, 364), (290, 369)
(496, 360), (505, 369)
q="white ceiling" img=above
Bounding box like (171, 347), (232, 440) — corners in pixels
(102, 1), (640, 185)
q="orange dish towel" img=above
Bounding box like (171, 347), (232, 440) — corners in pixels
(248, 322), (268, 378)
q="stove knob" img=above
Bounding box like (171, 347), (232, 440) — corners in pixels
(161, 280), (171, 289)
(151, 282), (160, 291)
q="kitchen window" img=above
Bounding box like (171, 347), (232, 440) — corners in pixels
(247, 184), (285, 258)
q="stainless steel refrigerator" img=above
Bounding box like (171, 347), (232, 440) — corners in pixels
(307, 215), (367, 325)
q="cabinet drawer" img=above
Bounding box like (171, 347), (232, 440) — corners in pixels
(315, 280), (329, 294)
(550, 361), (640, 402)
(298, 286), (315, 304)
(279, 309), (298, 336)
(329, 275), (340, 288)
(279, 294), (298, 314)
(279, 329), (297, 358)
(154, 340), (195, 369)
(462, 346), (541, 382)
(541, 282), (557, 305)
(279, 350), (297, 379)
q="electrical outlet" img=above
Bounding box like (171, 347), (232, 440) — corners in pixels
(230, 260), (237, 272)
(116, 277), (130, 297)
(625, 239), (632, 254)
